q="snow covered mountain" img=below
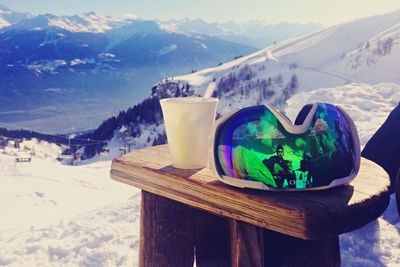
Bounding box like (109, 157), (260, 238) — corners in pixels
(162, 19), (322, 48)
(8, 12), (131, 33)
(0, 4), (32, 28)
(0, 4), (321, 47)
(155, 9), (400, 111)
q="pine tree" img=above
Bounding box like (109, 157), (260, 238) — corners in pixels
(274, 74), (283, 85)
(174, 88), (181, 97)
(283, 74), (298, 100)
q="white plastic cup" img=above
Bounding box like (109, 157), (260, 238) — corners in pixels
(160, 97), (218, 169)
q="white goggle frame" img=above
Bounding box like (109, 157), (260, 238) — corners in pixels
(209, 102), (361, 191)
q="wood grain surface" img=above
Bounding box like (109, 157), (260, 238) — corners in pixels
(111, 145), (390, 240)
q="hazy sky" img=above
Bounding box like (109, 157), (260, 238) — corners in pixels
(1, 0), (399, 26)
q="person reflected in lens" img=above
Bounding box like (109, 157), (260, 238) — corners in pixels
(230, 145), (277, 188)
(263, 145), (295, 188)
(298, 152), (314, 188)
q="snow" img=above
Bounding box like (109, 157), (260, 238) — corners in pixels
(339, 194), (400, 266)
(19, 139), (62, 160)
(0, 141), (139, 266)
(0, 193), (140, 266)
(285, 83), (400, 146)
(98, 52), (116, 59)
(156, 21), (180, 33)
(47, 13), (126, 33)
(70, 59), (86, 66)
(1, 82), (400, 266)
(0, 157), (135, 231)
(158, 44), (178, 55)
(0, 16), (10, 28)
(27, 60), (67, 74)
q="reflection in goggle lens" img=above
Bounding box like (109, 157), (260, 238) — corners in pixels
(214, 104), (357, 189)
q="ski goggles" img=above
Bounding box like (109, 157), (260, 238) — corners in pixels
(210, 103), (360, 191)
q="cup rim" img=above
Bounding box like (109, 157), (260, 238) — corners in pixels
(160, 96), (218, 104)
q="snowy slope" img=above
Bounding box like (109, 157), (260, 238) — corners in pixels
(285, 83), (400, 146)
(0, 139), (135, 231)
(0, 196), (140, 266)
(0, 138), (140, 266)
(160, 9), (400, 107)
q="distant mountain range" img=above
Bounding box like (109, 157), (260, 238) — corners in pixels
(0, 5), (321, 133)
(159, 19), (322, 48)
(0, 5), (322, 47)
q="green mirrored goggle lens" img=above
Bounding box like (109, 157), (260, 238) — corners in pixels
(214, 103), (357, 189)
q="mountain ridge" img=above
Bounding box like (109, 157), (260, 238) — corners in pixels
(0, 5), (322, 48)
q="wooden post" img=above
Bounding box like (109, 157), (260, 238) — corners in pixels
(193, 209), (231, 267)
(230, 220), (264, 267)
(230, 222), (340, 267)
(263, 230), (340, 267)
(139, 191), (194, 267)
(396, 170), (400, 216)
(139, 191), (231, 267)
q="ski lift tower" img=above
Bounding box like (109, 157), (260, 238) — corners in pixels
(119, 126), (130, 155)
(126, 137), (135, 152)
(0, 137), (5, 149)
(68, 133), (77, 165)
(14, 139), (21, 149)
(119, 146), (128, 156)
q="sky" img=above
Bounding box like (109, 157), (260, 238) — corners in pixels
(0, 0), (399, 26)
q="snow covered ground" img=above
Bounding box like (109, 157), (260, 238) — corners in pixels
(1, 83), (400, 266)
(0, 146), (140, 266)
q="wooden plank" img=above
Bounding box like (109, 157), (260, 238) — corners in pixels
(111, 145), (390, 240)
